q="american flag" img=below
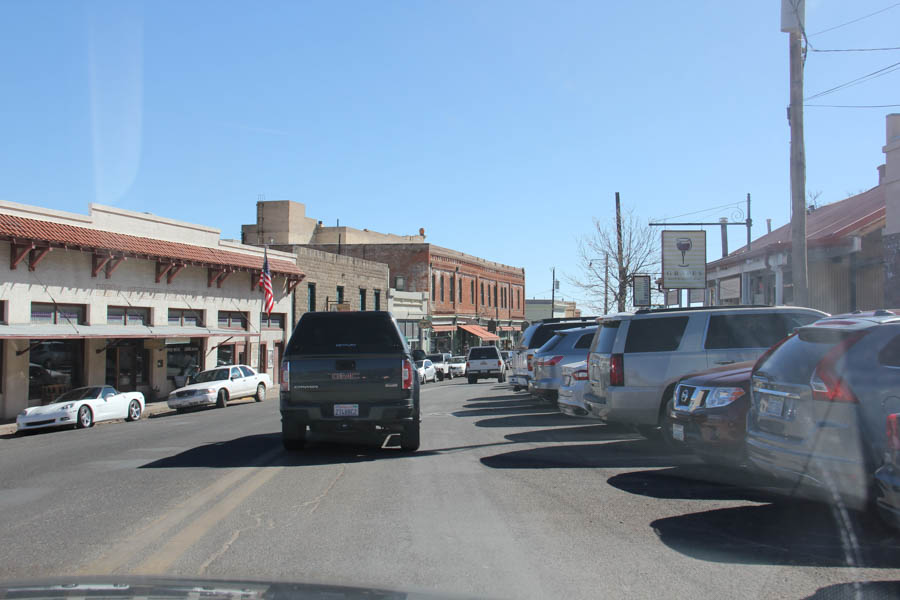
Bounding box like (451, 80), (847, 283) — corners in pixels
(259, 249), (275, 315)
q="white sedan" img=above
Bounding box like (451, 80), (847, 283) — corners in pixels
(17, 386), (145, 432)
(415, 359), (437, 384)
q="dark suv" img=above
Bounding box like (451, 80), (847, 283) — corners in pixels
(279, 311), (421, 452)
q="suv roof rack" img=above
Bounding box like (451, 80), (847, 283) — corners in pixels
(633, 305), (772, 315)
(533, 316), (598, 324)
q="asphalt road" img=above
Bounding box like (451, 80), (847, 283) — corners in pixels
(1, 379), (900, 599)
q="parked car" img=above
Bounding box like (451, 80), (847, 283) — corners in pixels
(17, 385), (144, 432)
(557, 360), (592, 418)
(466, 346), (505, 383)
(875, 413), (900, 529)
(416, 359), (437, 384)
(168, 364), (271, 411)
(747, 310), (900, 510)
(279, 311), (421, 451)
(584, 306), (827, 439)
(427, 353), (452, 380)
(449, 355), (467, 377)
(509, 316), (598, 392)
(666, 360), (755, 465)
(532, 325), (597, 403)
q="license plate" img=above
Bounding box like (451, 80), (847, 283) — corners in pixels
(761, 396), (784, 417)
(333, 404), (359, 417)
(672, 423), (684, 442)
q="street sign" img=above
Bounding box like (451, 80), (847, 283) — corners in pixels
(632, 275), (651, 307)
(662, 230), (707, 289)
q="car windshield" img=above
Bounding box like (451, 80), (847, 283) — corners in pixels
(56, 387), (101, 401)
(4, 2), (896, 598)
(192, 369), (229, 383)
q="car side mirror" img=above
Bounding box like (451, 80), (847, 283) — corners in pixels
(231, 375), (239, 380)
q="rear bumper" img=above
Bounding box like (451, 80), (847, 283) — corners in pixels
(667, 406), (747, 460)
(747, 434), (871, 509)
(558, 390), (591, 417)
(509, 374), (530, 387)
(469, 370), (502, 379)
(583, 387), (658, 426)
(280, 397), (416, 425)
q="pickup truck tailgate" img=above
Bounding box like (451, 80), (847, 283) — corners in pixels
(288, 355), (407, 405)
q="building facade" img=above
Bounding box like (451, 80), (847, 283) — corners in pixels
(525, 299), (582, 321)
(0, 201), (303, 419)
(243, 200), (527, 353)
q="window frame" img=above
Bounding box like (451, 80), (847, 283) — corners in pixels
(218, 311), (248, 330)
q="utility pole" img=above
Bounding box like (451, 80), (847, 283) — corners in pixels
(615, 192), (626, 312)
(550, 267), (556, 319)
(604, 253), (609, 314)
(785, 0), (808, 306)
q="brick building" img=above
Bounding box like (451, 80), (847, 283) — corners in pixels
(243, 200), (527, 352)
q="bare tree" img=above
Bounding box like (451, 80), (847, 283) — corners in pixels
(567, 208), (661, 313)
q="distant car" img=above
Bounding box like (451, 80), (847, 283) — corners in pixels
(666, 361), (755, 466)
(426, 353), (452, 380)
(557, 360), (592, 418)
(168, 365), (271, 411)
(532, 325), (597, 403)
(449, 355), (467, 377)
(466, 346), (505, 384)
(416, 359), (437, 384)
(747, 311), (900, 510)
(875, 413), (900, 529)
(17, 386), (144, 432)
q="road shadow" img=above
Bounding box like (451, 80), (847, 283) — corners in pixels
(481, 439), (696, 469)
(474, 411), (591, 428)
(463, 393), (527, 403)
(505, 423), (638, 444)
(462, 399), (546, 410)
(139, 432), (446, 469)
(651, 501), (900, 568)
(148, 400), (262, 419)
(453, 405), (557, 419)
(803, 581), (900, 599)
(607, 465), (787, 503)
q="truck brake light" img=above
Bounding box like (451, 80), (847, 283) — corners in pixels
(280, 361), (290, 392)
(402, 359), (414, 390)
(609, 353), (624, 386)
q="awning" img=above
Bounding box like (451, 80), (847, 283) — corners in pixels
(431, 325), (455, 333)
(0, 324), (262, 340)
(499, 326), (519, 331)
(458, 323), (499, 341)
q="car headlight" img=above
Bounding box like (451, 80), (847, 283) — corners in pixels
(18, 409), (28, 417)
(59, 403), (75, 411)
(705, 387), (745, 408)
(206, 388), (217, 394)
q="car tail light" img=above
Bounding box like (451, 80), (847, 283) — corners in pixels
(810, 330), (869, 403)
(466, 361), (470, 370)
(573, 369), (589, 381)
(609, 353), (624, 386)
(527, 354), (533, 372)
(497, 360), (502, 367)
(887, 414), (900, 451)
(402, 359), (414, 390)
(544, 355), (564, 367)
(280, 362), (290, 392)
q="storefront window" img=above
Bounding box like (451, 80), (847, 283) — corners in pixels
(167, 343), (201, 387)
(260, 313), (285, 329)
(105, 340), (149, 392)
(169, 308), (203, 327)
(29, 339), (84, 404)
(108, 306), (150, 326)
(218, 345), (235, 366)
(30, 303), (85, 325)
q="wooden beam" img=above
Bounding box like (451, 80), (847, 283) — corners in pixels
(208, 268), (222, 288)
(93, 254), (113, 278)
(105, 256), (125, 279)
(167, 263), (185, 284)
(155, 261), (174, 283)
(10, 243), (32, 270)
(28, 246), (51, 271)
(216, 269), (233, 288)
(286, 278), (301, 294)
(250, 271), (259, 291)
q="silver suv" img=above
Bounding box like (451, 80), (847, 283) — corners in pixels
(584, 306), (827, 438)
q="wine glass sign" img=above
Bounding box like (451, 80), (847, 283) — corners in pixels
(661, 230), (706, 290)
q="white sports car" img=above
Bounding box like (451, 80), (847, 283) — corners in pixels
(16, 386), (145, 432)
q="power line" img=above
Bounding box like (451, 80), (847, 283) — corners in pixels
(810, 2), (900, 36)
(804, 60), (900, 101)
(811, 46), (900, 53)
(806, 103), (900, 108)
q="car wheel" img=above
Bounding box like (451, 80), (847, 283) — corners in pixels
(282, 421), (307, 451)
(76, 405), (93, 429)
(216, 389), (229, 408)
(255, 384), (265, 402)
(513, 385), (522, 392)
(468, 376), (476, 384)
(126, 400), (142, 422)
(447, 372), (453, 380)
(175, 408), (186, 414)
(400, 421), (420, 452)
(437, 371), (444, 382)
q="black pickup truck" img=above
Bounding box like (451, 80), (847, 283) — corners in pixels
(279, 311), (421, 451)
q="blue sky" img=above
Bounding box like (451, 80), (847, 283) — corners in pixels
(1, 1), (898, 310)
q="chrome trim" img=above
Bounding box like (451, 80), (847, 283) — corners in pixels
(754, 387), (800, 399)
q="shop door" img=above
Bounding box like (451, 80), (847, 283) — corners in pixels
(273, 342), (283, 385)
(106, 345), (137, 392)
(258, 343), (267, 374)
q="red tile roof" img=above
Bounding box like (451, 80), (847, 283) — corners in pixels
(709, 185), (885, 269)
(0, 213), (303, 277)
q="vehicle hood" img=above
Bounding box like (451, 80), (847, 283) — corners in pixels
(170, 381), (225, 395)
(680, 361), (755, 387)
(20, 401), (80, 416)
(0, 577), (466, 600)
